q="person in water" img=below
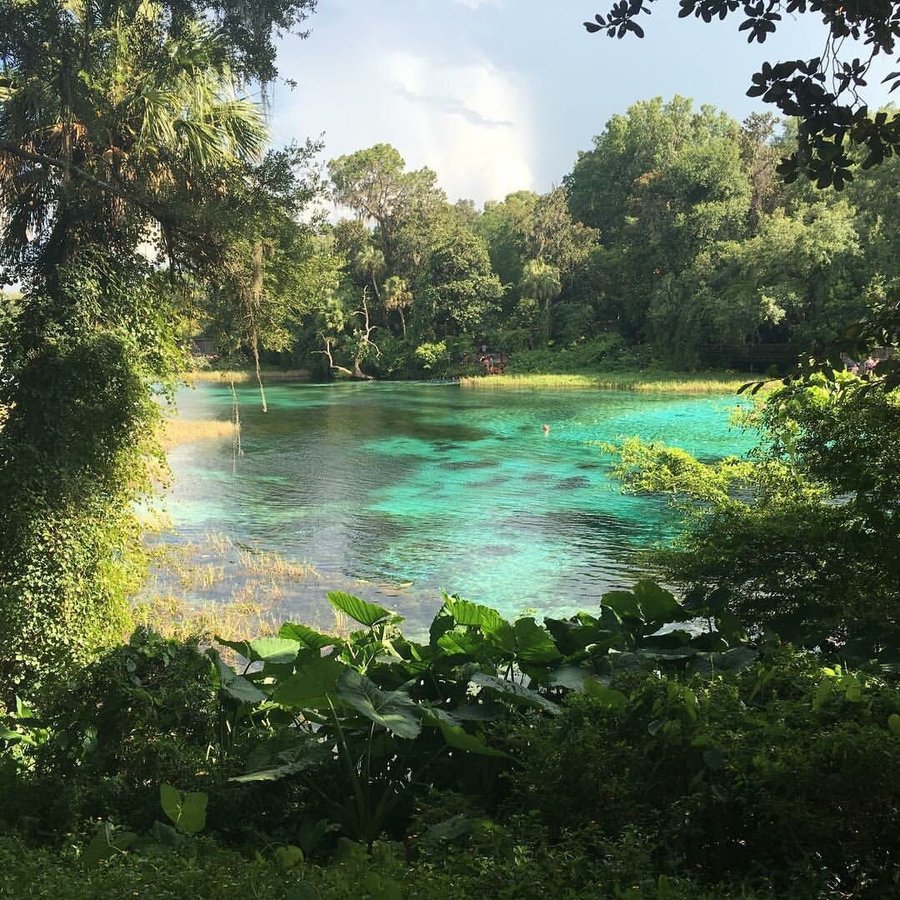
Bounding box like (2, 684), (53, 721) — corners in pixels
(542, 424), (550, 434)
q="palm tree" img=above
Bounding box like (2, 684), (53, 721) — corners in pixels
(383, 274), (413, 337)
(520, 258), (562, 342)
(0, 1), (266, 283)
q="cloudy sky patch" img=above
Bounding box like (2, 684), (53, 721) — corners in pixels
(269, 1), (894, 208)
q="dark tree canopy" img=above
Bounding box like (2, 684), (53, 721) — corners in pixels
(585, 0), (900, 189)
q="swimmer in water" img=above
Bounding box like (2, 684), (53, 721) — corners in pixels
(542, 424), (550, 434)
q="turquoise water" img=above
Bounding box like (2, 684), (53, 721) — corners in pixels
(161, 382), (755, 627)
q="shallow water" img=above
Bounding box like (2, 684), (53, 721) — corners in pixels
(159, 381), (755, 628)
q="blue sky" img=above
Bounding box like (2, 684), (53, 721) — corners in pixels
(269, 0), (895, 206)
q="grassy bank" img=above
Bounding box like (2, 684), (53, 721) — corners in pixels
(459, 370), (769, 394)
(183, 367), (310, 384)
(158, 418), (234, 450)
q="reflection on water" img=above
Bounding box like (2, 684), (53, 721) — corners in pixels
(156, 381), (755, 629)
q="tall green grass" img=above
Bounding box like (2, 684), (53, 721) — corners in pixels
(459, 371), (769, 394)
(183, 368), (310, 384)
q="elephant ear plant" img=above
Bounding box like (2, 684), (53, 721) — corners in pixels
(209, 582), (755, 849)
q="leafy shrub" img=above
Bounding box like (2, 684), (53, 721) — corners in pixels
(26, 629), (218, 833)
(506, 334), (628, 374)
(413, 340), (449, 374)
(505, 651), (900, 896)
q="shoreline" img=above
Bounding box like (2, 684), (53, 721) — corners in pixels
(182, 367), (771, 395)
(459, 371), (770, 394)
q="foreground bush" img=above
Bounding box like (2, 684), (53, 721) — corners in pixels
(506, 651), (900, 897)
(3, 587), (898, 897)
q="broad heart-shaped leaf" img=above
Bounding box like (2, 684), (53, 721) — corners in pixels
(437, 629), (487, 658)
(423, 707), (511, 759)
(633, 580), (688, 623)
(469, 672), (560, 715)
(548, 664), (589, 691)
(270, 654), (344, 710)
(336, 669), (421, 738)
(483, 618), (517, 654)
(213, 654), (266, 704)
(545, 614), (608, 655)
(230, 745), (328, 783)
(160, 783), (207, 835)
(439, 720), (510, 759)
(513, 617), (562, 664)
(328, 591), (394, 628)
(217, 636), (302, 665)
(274, 844), (305, 871)
(583, 678), (629, 710)
(279, 622), (340, 651)
(420, 813), (476, 846)
(601, 590), (642, 620)
(443, 595), (505, 631)
(82, 823), (137, 867)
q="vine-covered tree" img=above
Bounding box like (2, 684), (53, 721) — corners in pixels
(0, 0), (316, 692)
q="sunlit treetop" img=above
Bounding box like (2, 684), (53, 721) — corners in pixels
(585, 0), (900, 189)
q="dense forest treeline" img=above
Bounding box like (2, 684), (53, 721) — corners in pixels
(185, 96), (900, 379)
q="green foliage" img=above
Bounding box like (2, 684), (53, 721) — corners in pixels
(0, 326), (155, 696)
(0, 837), (329, 900)
(160, 784), (208, 836)
(507, 650), (900, 895)
(1, 582), (897, 895)
(18, 628), (218, 833)
(0, 0), (303, 693)
(612, 377), (900, 660)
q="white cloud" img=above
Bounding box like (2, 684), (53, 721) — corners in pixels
(451, 0), (505, 8)
(271, 33), (536, 207)
(381, 51), (535, 203)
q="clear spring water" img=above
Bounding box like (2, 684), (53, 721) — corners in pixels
(160, 381), (755, 628)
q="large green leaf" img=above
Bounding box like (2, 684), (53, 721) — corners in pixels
(271, 655), (344, 709)
(444, 596), (504, 631)
(544, 615), (606, 654)
(214, 655), (266, 704)
(279, 622), (339, 651)
(160, 783), (207, 835)
(601, 590), (642, 620)
(437, 629), (486, 657)
(328, 591), (393, 628)
(336, 669), (421, 738)
(548, 664), (589, 691)
(469, 672), (560, 715)
(423, 707), (511, 758)
(217, 636), (302, 665)
(420, 814), (476, 846)
(583, 678), (629, 710)
(634, 580), (688, 623)
(513, 617), (562, 664)
(439, 720), (511, 758)
(482, 618), (517, 654)
(82, 823), (137, 867)
(230, 746), (326, 783)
